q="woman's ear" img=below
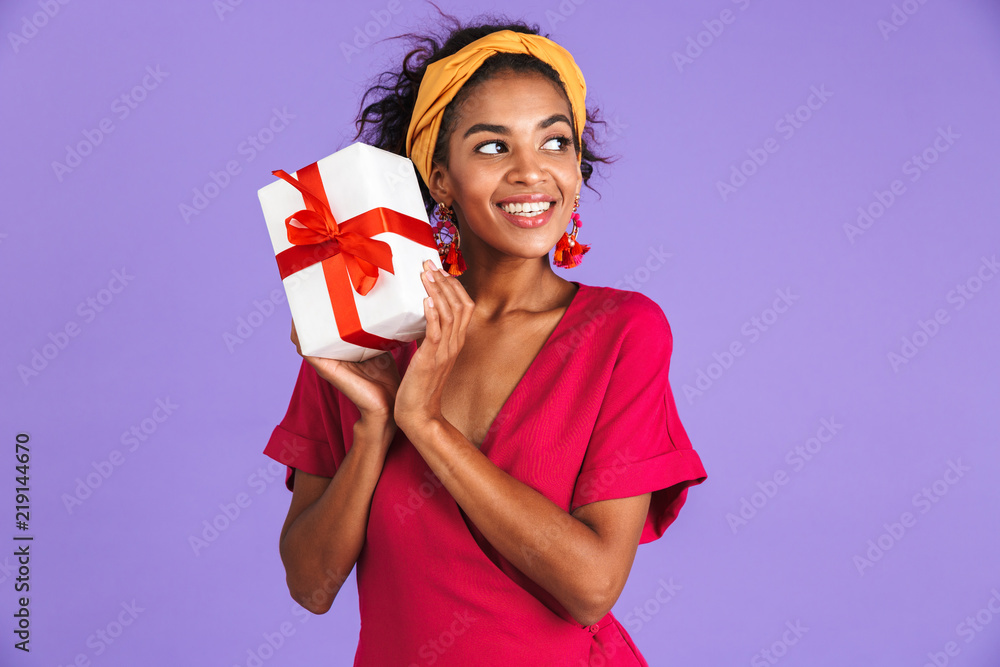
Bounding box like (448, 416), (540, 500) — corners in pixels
(426, 162), (450, 205)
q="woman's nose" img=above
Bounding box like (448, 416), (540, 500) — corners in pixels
(505, 147), (545, 184)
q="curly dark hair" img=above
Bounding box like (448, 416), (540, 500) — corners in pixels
(350, 3), (617, 221)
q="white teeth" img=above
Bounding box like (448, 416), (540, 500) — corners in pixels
(499, 201), (552, 216)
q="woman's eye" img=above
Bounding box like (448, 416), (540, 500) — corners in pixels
(543, 136), (571, 150)
(476, 141), (506, 155)
(476, 137), (570, 154)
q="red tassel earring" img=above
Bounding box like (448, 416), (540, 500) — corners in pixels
(553, 194), (590, 269)
(431, 202), (467, 276)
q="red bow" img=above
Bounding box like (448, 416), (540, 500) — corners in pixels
(272, 168), (394, 296)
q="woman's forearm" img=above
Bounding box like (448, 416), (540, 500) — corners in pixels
(405, 418), (616, 626)
(279, 420), (395, 614)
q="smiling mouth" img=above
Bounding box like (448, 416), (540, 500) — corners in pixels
(496, 201), (554, 217)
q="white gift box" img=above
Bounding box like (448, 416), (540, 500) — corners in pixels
(258, 142), (442, 361)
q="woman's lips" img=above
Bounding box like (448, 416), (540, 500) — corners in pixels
(495, 203), (555, 228)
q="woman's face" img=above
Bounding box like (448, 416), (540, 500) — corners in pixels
(428, 70), (583, 266)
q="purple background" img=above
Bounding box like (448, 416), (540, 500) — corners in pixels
(3, 0), (999, 665)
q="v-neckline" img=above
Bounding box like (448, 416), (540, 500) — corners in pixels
(476, 281), (585, 455)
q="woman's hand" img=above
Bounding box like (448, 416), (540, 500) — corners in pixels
(290, 320), (401, 425)
(395, 259), (475, 434)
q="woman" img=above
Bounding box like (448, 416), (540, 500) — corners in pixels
(263, 13), (708, 666)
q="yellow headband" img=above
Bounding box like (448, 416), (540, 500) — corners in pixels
(405, 29), (587, 189)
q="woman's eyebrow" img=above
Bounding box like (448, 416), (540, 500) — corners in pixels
(462, 113), (573, 139)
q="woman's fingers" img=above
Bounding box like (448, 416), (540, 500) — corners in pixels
(420, 262), (443, 345)
(433, 266), (473, 351)
(420, 261), (466, 357)
(433, 276), (457, 357)
(449, 274), (474, 347)
(423, 288), (440, 345)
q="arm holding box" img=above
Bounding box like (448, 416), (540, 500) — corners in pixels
(276, 324), (402, 614)
(277, 418), (395, 614)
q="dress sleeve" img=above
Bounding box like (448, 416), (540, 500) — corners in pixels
(263, 358), (354, 492)
(569, 295), (708, 543)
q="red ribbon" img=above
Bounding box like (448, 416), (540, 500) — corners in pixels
(272, 162), (436, 352)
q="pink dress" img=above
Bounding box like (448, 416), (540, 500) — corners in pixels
(264, 282), (708, 666)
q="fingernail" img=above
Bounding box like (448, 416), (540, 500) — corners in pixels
(424, 269), (435, 282)
(426, 296), (434, 308)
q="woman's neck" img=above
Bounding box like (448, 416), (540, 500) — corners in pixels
(457, 259), (575, 321)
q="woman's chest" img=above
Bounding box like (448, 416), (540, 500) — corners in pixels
(437, 318), (556, 449)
